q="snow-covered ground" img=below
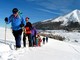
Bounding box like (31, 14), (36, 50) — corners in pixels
(0, 27), (80, 60)
(41, 30), (80, 44)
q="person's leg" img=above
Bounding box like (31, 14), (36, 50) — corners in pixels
(16, 29), (22, 48)
(32, 35), (34, 46)
(12, 29), (22, 49)
(43, 40), (44, 44)
(47, 38), (48, 42)
(32, 35), (36, 46)
(33, 36), (36, 46)
(37, 40), (38, 46)
(43, 38), (45, 44)
(27, 34), (31, 47)
(39, 41), (40, 46)
(46, 39), (48, 43)
(28, 34), (33, 47)
(12, 30), (18, 48)
(16, 35), (21, 48)
(36, 39), (38, 46)
(46, 37), (48, 43)
(31, 35), (33, 47)
(23, 33), (26, 47)
(43, 38), (44, 44)
(40, 41), (41, 46)
(30, 34), (33, 47)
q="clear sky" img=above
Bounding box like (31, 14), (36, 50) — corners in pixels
(0, 0), (80, 27)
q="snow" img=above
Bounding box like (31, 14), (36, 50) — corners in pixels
(57, 9), (80, 26)
(51, 16), (64, 22)
(18, 38), (80, 60)
(43, 30), (80, 44)
(64, 9), (80, 22)
(41, 9), (80, 26)
(0, 27), (80, 60)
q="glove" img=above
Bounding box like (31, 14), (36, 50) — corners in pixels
(4, 17), (8, 22)
(20, 24), (24, 27)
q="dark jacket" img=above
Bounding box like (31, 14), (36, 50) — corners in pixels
(25, 22), (32, 34)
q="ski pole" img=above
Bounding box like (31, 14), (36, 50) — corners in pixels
(5, 23), (7, 44)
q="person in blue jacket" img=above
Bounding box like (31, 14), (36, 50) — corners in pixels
(4, 8), (26, 49)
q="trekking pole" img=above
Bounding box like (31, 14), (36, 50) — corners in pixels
(5, 23), (7, 44)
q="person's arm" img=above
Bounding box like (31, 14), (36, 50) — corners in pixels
(35, 28), (37, 35)
(21, 17), (26, 26)
(6, 15), (13, 24)
(25, 28), (26, 33)
(28, 22), (32, 30)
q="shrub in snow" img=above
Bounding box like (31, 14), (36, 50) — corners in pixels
(78, 30), (80, 33)
(74, 40), (78, 42)
(50, 35), (65, 41)
(40, 33), (65, 41)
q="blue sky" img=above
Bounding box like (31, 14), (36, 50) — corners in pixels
(0, 0), (80, 27)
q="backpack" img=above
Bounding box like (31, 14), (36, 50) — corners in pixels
(25, 27), (31, 34)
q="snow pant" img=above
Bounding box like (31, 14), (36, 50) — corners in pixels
(38, 41), (41, 46)
(38, 39), (42, 46)
(46, 37), (48, 43)
(32, 35), (36, 46)
(43, 38), (45, 44)
(46, 39), (48, 43)
(36, 39), (38, 46)
(12, 29), (22, 48)
(23, 33), (26, 47)
(23, 34), (32, 47)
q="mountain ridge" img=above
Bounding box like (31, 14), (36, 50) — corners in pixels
(33, 9), (80, 30)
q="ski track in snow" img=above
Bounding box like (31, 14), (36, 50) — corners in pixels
(17, 39), (80, 60)
(0, 38), (80, 60)
(0, 27), (80, 60)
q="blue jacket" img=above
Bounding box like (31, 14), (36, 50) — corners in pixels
(6, 14), (26, 30)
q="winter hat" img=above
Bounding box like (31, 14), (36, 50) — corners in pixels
(26, 17), (30, 19)
(12, 8), (18, 14)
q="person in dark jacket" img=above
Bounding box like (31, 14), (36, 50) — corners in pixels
(23, 17), (32, 47)
(46, 35), (48, 43)
(43, 36), (45, 44)
(4, 8), (26, 49)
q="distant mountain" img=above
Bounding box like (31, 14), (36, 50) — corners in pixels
(33, 9), (80, 30)
(52, 9), (80, 26)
